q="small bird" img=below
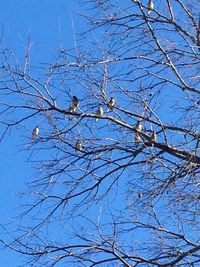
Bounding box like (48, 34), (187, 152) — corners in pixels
(135, 133), (141, 143)
(32, 126), (39, 139)
(150, 131), (157, 146)
(72, 96), (79, 111)
(147, 0), (154, 15)
(76, 140), (83, 152)
(96, 106), (104, 122)
(107, 97), (116, 111)
(135, 120), (142, 132)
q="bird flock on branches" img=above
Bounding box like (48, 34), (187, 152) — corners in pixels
(32, 95), (157, 151)
(31, 0), (158, 150)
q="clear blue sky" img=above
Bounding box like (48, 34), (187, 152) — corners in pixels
(0, 1), (191, 266)
(0, 1), (80, 265)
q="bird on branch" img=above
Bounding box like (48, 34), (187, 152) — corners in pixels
(135, 120), (142, 132)
(72, 96), (79, 112)
(150, 131), (157, 147)
(66, 96), (79, 114)
(32, 126), (39, 140)
(107, 97), (115, 111)
(96, 106), (104, 122)
(76, 140), (83, 152)
(147, 0), (154, 15)
(135, 132), (141, 143)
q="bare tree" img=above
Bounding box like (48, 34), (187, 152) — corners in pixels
(0, 0), (200, 266)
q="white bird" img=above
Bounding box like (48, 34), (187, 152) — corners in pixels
(107, 97), (116, 111)
(135, 120), (142, 132)
(72, 96), (79, 111)
(32, 126), (39, 139)
(76, 140), (83, 152)
(135, 133), (141, 143)
(147, 0), (154, 15)
(150, 131), (157, 146)
(96, 106), (104, 122)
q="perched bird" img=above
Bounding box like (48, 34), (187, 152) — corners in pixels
(135, 133), (141, 143)
(150, 131), (157, 146)
(72, 96), (79, 111)
(135, 120), (142, 132)
(96, 106), (104, 122)
(32, 126), (39, 139)
(76, 140), (83, 152)
(107, 97), (116, 111)
(147, 0), (154, 15)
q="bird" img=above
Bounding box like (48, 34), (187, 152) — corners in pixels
(135, 120), (142, 132)
(72, 96), (79, 111)
(135, 133), (141, 143)
(96, 106), (104, 121)
(107, 97), (115, 111)
(32, 126), (39, 139)
(147, 0), (154, 15)
(150, 131), (157, 146)
(76, 140), (83, 152)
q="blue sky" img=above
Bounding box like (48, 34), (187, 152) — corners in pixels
(0, 1), (81, 265)
(1, 1), (80, 58)
(0, 1), (197, 266)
